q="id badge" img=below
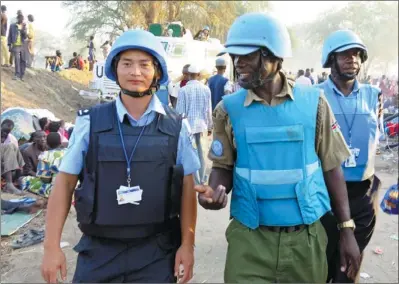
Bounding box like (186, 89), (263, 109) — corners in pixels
(116, 186), (143, 205)
(344, 147), (360, 168)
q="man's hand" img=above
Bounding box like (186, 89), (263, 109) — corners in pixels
(195, 184), (228, 210)
(339, 229), (361, 280)
(41, 246), (67, 283)
(174, 243), (194, 283)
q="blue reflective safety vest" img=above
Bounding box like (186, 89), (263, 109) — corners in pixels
(316, 78), (380, 181)
(223, 87), (331, 229)
(208, 74), (228, 110)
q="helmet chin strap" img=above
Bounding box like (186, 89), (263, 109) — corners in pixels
(332, 55), (359, 81)
(239, 50), (279, 89)
(117, 78), (160, 98)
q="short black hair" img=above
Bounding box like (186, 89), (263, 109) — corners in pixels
(90, 36), (94, 40)
(39, 117), (49, 130)
(28, 14), (34, 22)
(48, 121), (61, 132)
(1, 5), (6, 12)
(73, 52), (77, 57)
(1, 119), (14, 129)
(47, 132), (61, 149)
(29, 130), (44, 142)
(298, 69), (305, 76)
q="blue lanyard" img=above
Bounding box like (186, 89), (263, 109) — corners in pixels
(116, 111), (149, 187)
(333, 89), (358, 147)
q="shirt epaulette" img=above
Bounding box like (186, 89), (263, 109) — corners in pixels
(77, 108), (91, 116)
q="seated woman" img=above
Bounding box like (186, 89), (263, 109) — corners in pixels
(20, 133), (65, 198)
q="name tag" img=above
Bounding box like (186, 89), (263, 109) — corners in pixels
(116, 186), (143, 205)
(344, 147), (360, 168)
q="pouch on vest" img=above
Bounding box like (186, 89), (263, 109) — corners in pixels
(75, 151), (96, 224)
(170, 164), (184, 218)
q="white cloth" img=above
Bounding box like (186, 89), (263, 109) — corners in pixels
(4, 133), (19, 148)
(295, 75), (312, 86)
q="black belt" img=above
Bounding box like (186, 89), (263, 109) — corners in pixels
(260, 224), (306, 233)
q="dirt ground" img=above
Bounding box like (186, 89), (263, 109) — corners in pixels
(1, 138), (398, 283)
(1, 66), (94, 122)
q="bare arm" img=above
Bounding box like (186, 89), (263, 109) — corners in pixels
(323, 166), (351, 223)
(180, 174), (197, 247)
(43, 172), (78, 249)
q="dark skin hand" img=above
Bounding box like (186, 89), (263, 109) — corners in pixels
(324, 166), (361, 280)
(194, 167), (232, 210)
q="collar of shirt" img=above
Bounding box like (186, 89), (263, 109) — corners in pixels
(326, 76), (360, 98)
(115, 94), (166, 126)
(186, 80), (202, 86)
(244, 72), (294, 107)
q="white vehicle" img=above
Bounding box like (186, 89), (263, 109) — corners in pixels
(84, 35), (232, 102)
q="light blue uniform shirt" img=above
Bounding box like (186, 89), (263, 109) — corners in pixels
(59, 95), (200, 176)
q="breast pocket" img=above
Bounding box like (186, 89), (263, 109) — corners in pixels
(245, 125), (305, 171)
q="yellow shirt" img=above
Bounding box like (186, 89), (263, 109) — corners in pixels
(14, 24), (22, 46)
(27, 22), (34, 40)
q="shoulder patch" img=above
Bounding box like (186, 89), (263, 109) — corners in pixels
(77, 109), (91, 116)
(211, 139), (224, 157)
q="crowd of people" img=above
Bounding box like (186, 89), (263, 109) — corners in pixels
(1, 6), (35, 81)
(1, 117), (72, 198)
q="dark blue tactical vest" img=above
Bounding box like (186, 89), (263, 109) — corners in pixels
(74, 101), (182, 239)
(208, 74), (228, 110)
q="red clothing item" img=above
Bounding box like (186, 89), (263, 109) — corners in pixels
(180, 79), (188, 88)
(78, 58), (84, 70)
(45, 130), (50, 135)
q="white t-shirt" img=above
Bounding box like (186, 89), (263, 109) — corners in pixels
(295, 75), (312, 86)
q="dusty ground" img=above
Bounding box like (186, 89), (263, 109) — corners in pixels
(1, 136), (397, 283)
(1, 66), (94, 122)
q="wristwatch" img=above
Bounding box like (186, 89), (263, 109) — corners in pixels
(337, 219), (356, 231)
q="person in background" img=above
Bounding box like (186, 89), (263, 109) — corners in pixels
(295, 69), (312, 86)
(176, 64), (213, 185)
(68, 52), (79, 69)
(1, 119), (19, 147)
(170, 64), (190, 108)
(48, 121), (68, 146)
(1, 5), (10, 67)
(100, 40), (111, 59)
(59, 120), (69, 140)
(8, 13), (27, 81)
(20, 132), (65, 198)
(8, 10), (22, 66)
(311, 68), (317, 84)
(318, 71), (328, 84)
(316, 29), (383, 283)
(51, 50), (63, 72)
(87, 35), (95, 71)
(26, 14), (34, 68)
(1, 126), (25, 194)
(77, 54), (84, 70)
(83, 59), (89, 71)
(207, 57), (233, 110)
(305, 68), (315, 84)
(39, 117), (50, 134)
(21, 130), (47, 177)
(194, 26), (210, 41)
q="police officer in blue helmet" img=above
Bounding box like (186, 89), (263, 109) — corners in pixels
(195, 13), (361, 282)
(41, 30), (200, 283)
(316, 29), (383, 283)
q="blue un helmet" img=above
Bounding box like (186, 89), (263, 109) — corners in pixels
(219, 12), (292, 58)
(105, 29), (168, 96)
(321, 29), (368, 68)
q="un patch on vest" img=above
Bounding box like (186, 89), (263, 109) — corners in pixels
(211, 140), (223, 157)
(331, 121), (340, 133)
